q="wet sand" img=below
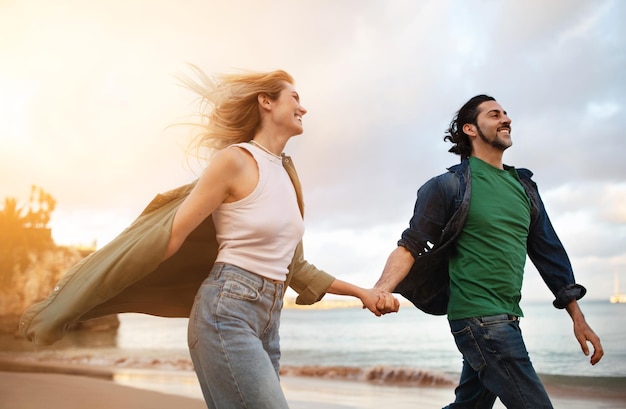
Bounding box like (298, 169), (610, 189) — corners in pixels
(1, 358), (624, 409)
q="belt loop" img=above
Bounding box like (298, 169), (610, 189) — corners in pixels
(211, 262), (225, 278)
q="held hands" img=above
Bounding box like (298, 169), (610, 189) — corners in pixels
(376, 291), (401, 315)
(326, 279), (399, 316)
(360, 288), (400, 317)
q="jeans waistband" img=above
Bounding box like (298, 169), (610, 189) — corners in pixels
(212, 262), (285, 286)
(478, 314), (519, 323)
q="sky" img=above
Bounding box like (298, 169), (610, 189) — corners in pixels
(1, 0), (625, 303)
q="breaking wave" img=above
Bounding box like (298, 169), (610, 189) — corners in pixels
(280, 365), (455, 387)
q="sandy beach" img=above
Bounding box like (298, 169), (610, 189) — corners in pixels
(1, 356), (625, 409)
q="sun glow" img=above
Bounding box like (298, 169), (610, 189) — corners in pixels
(0, 78), (39, 146)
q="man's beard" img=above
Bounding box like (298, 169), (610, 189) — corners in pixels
(476, 124), (512, 151)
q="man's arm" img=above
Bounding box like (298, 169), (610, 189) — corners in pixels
(373, 246), (415, 314)
(565, 299), (604, 365)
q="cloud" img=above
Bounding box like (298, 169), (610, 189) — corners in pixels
(1, 0), (624, 300)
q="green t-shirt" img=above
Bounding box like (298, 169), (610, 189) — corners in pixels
(447, 157), (530, 320)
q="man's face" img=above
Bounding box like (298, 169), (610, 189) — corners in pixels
(473, 100), (512, 152)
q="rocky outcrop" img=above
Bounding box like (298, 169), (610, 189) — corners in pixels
(0, 246), (119, 335)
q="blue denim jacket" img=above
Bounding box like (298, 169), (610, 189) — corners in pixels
(394, 159), (586, 315)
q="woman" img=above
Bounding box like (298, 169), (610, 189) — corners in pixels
(163, 67), (399, 408)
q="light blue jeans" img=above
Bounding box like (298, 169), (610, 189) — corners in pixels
(188, 263), (288, 409)
(445, 315), (553, 409)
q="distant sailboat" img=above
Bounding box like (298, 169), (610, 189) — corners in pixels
(610, 271), (626, 304)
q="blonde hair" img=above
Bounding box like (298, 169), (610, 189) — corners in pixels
(179, 65), (294, 158)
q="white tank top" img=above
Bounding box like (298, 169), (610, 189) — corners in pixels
(212, 143), (305, 281)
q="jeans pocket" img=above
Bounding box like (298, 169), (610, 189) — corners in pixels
(215, 278), (261, 323)
(451, 325), (487, 371)
(221, 278), (260, 301)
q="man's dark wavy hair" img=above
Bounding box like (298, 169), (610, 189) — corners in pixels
(444, 94), (495, 158)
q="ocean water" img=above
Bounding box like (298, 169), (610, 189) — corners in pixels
(108, 299), (625, 378)
(278, 300), (626, 379)
(2, 299), (624, 398)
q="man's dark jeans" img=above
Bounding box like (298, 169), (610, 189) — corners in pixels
(444, 315), (553, 409)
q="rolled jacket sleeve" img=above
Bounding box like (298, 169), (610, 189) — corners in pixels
(286, 241), (335, 305)
(553, 283), (587, 309)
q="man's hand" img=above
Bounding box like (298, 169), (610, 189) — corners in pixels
(375, 291), (400, 315)
(573, 316), (604, 365)
(567, 300), (604, 365)
(360, 289), (400, 316)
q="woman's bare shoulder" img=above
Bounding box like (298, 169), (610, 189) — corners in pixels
(207, 145), (255, 173)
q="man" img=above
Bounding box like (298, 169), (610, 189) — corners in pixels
(374, 95), (603, 408)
